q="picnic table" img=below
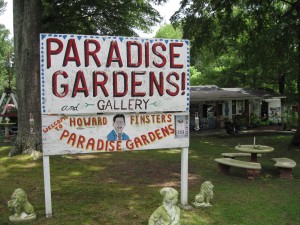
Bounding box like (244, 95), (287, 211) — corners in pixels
(235, 144), (274, 162)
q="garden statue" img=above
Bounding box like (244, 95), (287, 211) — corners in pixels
(149, 187), (180, 225)
(4, 117), (10, 123)
(193, 181), (214, 208)
(7, 188), (36, 222)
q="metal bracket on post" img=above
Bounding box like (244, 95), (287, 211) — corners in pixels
(29, 113), (34, 135)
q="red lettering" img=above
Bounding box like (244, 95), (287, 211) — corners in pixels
(166, 72), (180, 96)
(86, 138), (95, 150)
(68, 133), (76, 146)
(149, 71), (164, 96)
(126, 140), (134, 150)
(72, 70), (88, 97)
(113, 71), (128, 97)
(127, 41), (142, 67)
(47, 38), (63, 68)
(77, 135), (85, 148)
(63, 39), (81, 67)
(106, 41), (123, 67)
(170, 42), (183, 68)
(145, 42), (150, 67)
(152, 43), (167, 68)
(97, 139), (104, 151)
(167, 114), (172, 122)
(69, 118), (75, 126)
(84, 39), (101, 67)
(52, 70), (69, 97)
(141, 134), (150, 145)
(93, 71), (108, 97)
(148, 132), (156, 142)
(60, 130), (70, 140)
(168, 124), (175, 133)
(161, 126), (170, 137)
(131, 71), (146, 97)
(77, 118), (83, 126)
(154, 129), (163, 140)
(134, 137), (143, 148)
(116, 141), (122, 151)
(108, 141), (115, 152)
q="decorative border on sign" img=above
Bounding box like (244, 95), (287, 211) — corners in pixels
(40, 39), (46, 113)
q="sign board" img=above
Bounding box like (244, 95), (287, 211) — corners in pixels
(42, 113), (189, 155)
(40, 34), (191, 216)
(40, 34), (190, 114)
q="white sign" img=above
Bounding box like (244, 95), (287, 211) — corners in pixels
(42, 113), (189, 155)
(40, 34), (190, 114)
(40, 35), (191, 216)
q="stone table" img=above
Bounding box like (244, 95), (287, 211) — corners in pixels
(235, 144), (274, 162)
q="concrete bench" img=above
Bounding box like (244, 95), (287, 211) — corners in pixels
(214, 158), (261, 180)
(271, 158), (297, 179)
(221, 153), (262, 159)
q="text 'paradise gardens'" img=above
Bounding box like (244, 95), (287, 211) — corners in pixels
(47, 38), (187, 99)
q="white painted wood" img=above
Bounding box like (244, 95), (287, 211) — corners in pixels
(0, 92), (6, 109)
(43, 156), (52, 217)
(181, 147), (189, 206)
(42, 113), (189, 155)
(1, 97), (10, 115)
(10, 93), (18, 109)
(40, 33), (191, 217)
(40, 34), (190, 114)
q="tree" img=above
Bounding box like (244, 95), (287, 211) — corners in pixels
(0, 0), (6, 15)
(189, 66), (203, 85)
(41, 0), (165, 36)
(0, 1), (15, 119)
(0, 24), (14, 93)
(11, 0), (167, 155)
(172, 0), (300, 148)
(155, 23), (182, 39)
(12, 0), (42, 156)
(0, 0), (11, 91)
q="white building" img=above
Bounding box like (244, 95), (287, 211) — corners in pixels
(190, 85), (286, 130)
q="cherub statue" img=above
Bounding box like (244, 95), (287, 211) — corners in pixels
(7, 188), (36, 222)
(193, 181), (214, 207)
(149, 187), (180, 225)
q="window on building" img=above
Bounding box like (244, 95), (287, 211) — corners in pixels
(232, 100), (244, 115)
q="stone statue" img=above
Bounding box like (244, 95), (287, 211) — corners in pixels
(7, 188), (36, 222)
(193, 181), (214, 208)
(149, 187), (180, 225)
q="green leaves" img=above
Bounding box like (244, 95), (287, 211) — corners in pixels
(154, 23), (183, 39)
(41, 0), (163, 36)
(0, 24), (13, 93)
(173, 0), (300, 94)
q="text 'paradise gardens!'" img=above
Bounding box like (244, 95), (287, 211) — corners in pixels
(46, 38), (187, 101)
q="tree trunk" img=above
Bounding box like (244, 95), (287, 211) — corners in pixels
(278, 73), (285, 95)
(10, 0), (42, 156)
(289, 23), (300, 149)
(289, 71), (300, 148)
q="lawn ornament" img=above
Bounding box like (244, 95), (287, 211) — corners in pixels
(149, 187), (180, 225)
(7, 188), (36, 222)
(193, 181), (214, 207)
(194, 112), (200, 131)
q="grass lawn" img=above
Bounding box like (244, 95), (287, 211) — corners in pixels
(0, 132), (299, 225)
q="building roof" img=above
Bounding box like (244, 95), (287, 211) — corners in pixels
(222, 88), (286, 99)
(190, 85), (259, 102)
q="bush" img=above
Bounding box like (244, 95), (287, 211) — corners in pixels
(282, 109), (298, 130)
